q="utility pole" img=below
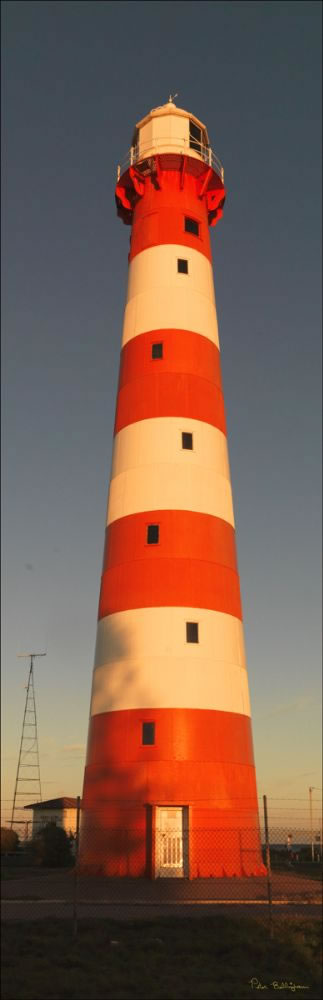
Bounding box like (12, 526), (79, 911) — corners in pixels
(309, 786), (314, 862)
(263, 795), (273, 939)
(10, 653), (46, 831)
(309, 787), (321, 863)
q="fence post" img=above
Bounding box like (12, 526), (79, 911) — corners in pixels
(72, 796), (81, 939)
(263, 795), (273, 939)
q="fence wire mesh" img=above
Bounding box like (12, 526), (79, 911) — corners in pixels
(2, 797), (322, 936)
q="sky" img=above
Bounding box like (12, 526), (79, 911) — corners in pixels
(1, 1), (322, 834)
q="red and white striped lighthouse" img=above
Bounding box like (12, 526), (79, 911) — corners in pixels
(80, 99), (265, 877)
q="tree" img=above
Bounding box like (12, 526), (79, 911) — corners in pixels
(29, 823), (73, 868)
(1, 827), (19, 854)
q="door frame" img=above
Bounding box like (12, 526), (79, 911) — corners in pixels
(153, 805), (189, 878)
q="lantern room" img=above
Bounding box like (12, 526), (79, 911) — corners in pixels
(132, 100), (211, 166)
(116, 98), (226, 228)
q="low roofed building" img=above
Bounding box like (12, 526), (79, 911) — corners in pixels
(24, 797), (78, 838)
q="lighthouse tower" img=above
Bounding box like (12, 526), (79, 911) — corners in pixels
(80, 100), (265, 878)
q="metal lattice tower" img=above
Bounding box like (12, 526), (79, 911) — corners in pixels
(10, 653), (46, 832)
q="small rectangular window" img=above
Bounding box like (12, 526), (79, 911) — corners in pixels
(142, 722), (155, 745)
(152, 342), (163, 359)
(186, 622), (199, 643)
(147, 524), (159, 545)
(185, 217), (199, 236)
(182, 431), (193, 450)
(177, 258), (188, 274)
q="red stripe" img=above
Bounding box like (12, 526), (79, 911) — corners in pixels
(119, 329), (222, 389)
(129, 170), (212, 262)
(114, 372), (226, 434)
(102, 511), (238, 574)
(98, 558), (241, 620)
(80, 710), (263, 876)
(85, 708), (255, 770)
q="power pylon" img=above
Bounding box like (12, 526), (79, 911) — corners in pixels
(10, 653), (46, 831)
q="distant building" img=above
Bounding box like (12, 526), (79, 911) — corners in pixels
(24, 798), (78, 838)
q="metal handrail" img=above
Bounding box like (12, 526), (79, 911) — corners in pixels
(117, 136), (224, 184)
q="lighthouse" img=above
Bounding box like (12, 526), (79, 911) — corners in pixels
(80, 99), (265, 878)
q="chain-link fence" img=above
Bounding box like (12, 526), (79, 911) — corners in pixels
(2, 797), (322, 936)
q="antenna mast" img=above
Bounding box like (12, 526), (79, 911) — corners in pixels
(10, 653), (46, 832)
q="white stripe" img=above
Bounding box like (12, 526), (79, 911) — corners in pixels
(90, 608), (250, 717)
(111, 418), (230, 477)
(107, 418), (234, 526)
(122, 244), (219, 347)
(127, 245), (215, 303)
(94, 608), (246, 670)
(107, 465), (234, 526)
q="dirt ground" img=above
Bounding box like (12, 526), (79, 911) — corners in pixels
(2, 866), (322, 901)
(1, 865), (321, 921)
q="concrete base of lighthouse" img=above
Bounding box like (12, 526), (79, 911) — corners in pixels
(79, 708), (266, 878)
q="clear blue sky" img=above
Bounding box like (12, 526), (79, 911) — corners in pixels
(1, 1), (322, 831)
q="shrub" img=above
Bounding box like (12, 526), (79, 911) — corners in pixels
(1, 827), (19, 854)
(28, 823), (73, 868)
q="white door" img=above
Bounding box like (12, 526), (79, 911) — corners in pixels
(156, 807), (185, 877)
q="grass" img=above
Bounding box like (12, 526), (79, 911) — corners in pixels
(1, 915), (322, 999)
